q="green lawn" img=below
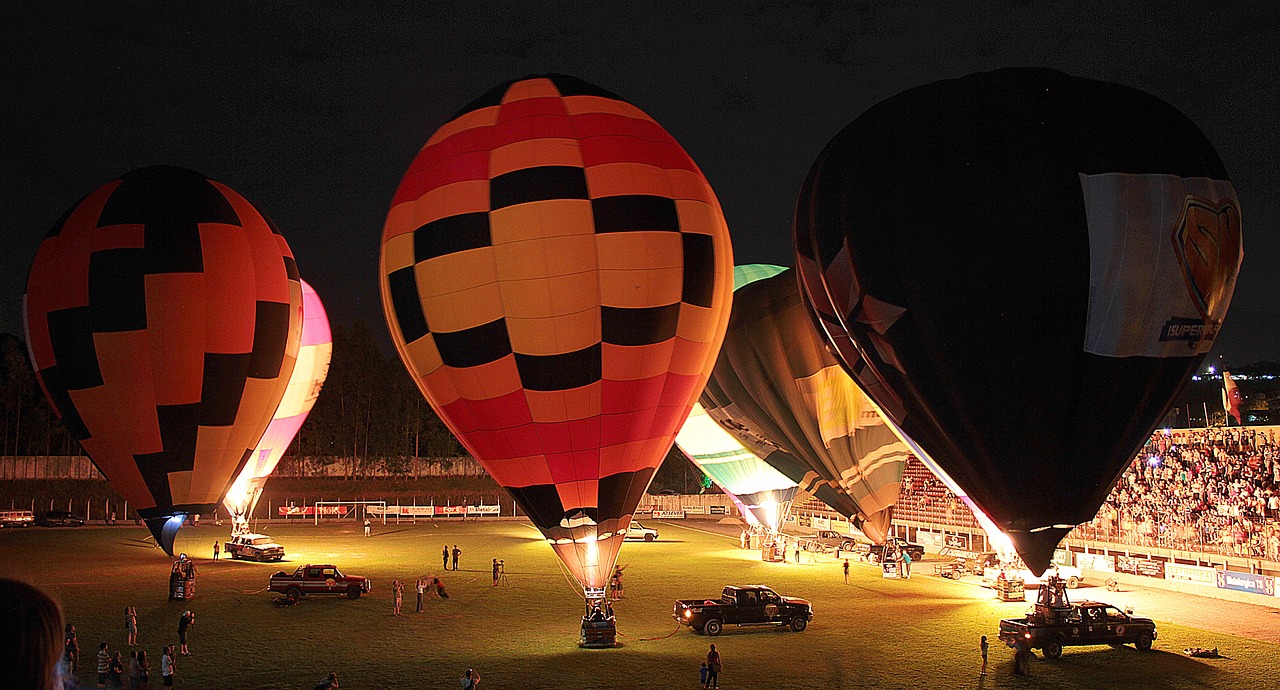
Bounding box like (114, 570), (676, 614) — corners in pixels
(1, 519), (1275, 689)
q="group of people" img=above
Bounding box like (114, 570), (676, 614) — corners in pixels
(1078, 427), (1280, 559)
(391, 577), (449, 615)
(442, 544), (462, 570)
(893, 427), (1280, 561)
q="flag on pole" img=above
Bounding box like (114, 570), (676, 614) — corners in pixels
(1222, 371), (1241, 424)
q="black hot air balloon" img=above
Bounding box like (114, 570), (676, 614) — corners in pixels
(794, 67), (1242, 573)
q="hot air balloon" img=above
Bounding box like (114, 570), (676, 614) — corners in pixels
(379, 74), (733, 640)
(675, 402), (799, 532)
(794, 67), (1242, 573)
(24, 166), (303, 555)
(223, 279), (332, 532)
(700, 265), (910, 542)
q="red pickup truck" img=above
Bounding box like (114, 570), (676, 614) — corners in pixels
(269, 564), (371, 600)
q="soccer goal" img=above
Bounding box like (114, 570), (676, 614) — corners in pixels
(312, 500), (387, 525)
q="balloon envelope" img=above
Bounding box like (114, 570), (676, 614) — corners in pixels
(701, 265), (910, 542)
(380, 75), (733, 590)
(675, 402), (798, 531)
(224, 279), (332, 523)
(24, 165), (303, 554)
(794, 67), (1242, 572)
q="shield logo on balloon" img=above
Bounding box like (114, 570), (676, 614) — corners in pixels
(1172, 196), (1241, 322)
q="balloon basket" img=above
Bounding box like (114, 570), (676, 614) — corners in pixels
(579, 597), (617, 648)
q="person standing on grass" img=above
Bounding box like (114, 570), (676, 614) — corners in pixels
(177, 611), (194, 656)
(980, 635), (989, 676)
(452, 545), (461, 571)
(65, 623), (80, 674)
(364, 519), (371, 537)
(126, 651), (139, 690)
(125, 606), (138, 647)
(442, 545), (450, 570)
(392, 580), (403, 616)
(492, 559), (500, 586)
(902, 550), (912, 579)
(699, 662), (709, 687)
(160, 645), (175, 688)
(96, 642), (111, 687)
(843, 559), (850, 584)
(107, 651), (125, 689)
(705, 644), (722, 689)
(212, 541), (220, 561)
(459, 667), (480, 689)
(134, 649), (151, 689)
(416, 578), (426, 612)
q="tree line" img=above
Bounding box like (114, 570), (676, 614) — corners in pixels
(0, 327), (703, 492)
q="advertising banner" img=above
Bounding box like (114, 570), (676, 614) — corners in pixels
(1115, 555), (1166, 578)
(682, 505), (707, 515)
(277, 505), (349, 516)
(1165, 563), (1217, 587)
(652, 510), (686, 519)
(1215, 570), (1276, 596)
(467, 505), (500, 516)
(708, 505), (727, 515)
(915, 531), (945, 549)
(945, 533), (972, 551)
(1074, 553), (1116, 572)
(811, 516), (831, 531)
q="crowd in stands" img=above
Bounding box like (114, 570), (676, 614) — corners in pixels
(892, 427), (1280, 561)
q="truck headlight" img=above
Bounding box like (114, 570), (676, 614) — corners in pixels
(684, 610), (691, 618)
(1024, 633), (1031, 639)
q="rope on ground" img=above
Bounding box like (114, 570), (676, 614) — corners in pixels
(240, 586), (270, 594)
(616, 623), (684, 641)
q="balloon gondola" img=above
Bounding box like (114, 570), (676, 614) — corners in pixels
(24, 165), (303, 555)
(794, 67), (1242, 573)
(379, 74), (733, 642)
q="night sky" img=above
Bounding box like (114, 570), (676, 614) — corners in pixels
(3, 2), (1277, 362)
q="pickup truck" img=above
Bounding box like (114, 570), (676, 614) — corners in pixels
(269, 564), (371, 600)
(984, 564), (1085, 589)
(999, 599), (1156, 658)
(854, 537), (925, 563)
(225, 533), (285, 562)
(625, 522), (659, 541)
(673, 585), (813, 636)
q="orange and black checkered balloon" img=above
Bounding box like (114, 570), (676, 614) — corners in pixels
(381, 75), (733, 590)
(24, 166), (303, 555)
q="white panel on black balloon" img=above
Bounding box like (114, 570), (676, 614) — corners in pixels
(1080, 173), (1241, 358)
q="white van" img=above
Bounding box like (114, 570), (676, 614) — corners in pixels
(0, 510), (35, 528)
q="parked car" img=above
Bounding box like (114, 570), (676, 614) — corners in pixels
(225, 533), (285, 561)
(626, 522), (659, 542)
(852, 537), (926, 563)
(808, 530), (857, 551)
(269, 564), (370, 600)
(985, 564), (1085, 589)
(0, 510), (35, 528)
(673, 585), (813, 635)
(37, 510), (85, 527)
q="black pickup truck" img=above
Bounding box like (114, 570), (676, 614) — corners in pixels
(673, 585), (813, 636)
(853, 537), (925, 563)
(999, 600), (1157, 658)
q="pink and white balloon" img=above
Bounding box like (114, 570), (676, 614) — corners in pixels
(223, 280), (332, 529)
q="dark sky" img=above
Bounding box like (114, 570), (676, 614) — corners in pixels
(2, 2), (1277, 362)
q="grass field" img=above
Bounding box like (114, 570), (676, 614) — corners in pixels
(1, 519), (1276, 689)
